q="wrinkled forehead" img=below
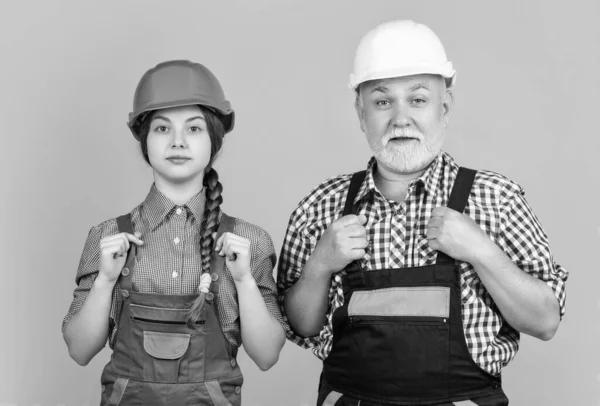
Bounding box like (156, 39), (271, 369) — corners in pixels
(358, 74), (446, 95)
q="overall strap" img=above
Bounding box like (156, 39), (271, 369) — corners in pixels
(208, 212), (235, 357)
(343, 171), (367, 216)
(208, 212), (232, 297)
(436, 167), (477, 265)
(341, 171), (367, 274)
(116, 213), (136, 291)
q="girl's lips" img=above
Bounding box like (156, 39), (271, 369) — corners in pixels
(166, 157), (191, 164)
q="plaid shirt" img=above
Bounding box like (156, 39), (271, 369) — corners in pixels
(277, 152), (567, 376)
(63, 184), (285, 348)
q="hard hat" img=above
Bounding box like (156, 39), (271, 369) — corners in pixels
(128, 60), (235, 139)
(349, 20), (456, 90)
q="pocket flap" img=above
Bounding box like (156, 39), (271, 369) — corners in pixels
(348, 286), (450, 318)
(143, 331), (190, 360)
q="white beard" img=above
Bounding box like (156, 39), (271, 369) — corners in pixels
(368, 127), (443, 174)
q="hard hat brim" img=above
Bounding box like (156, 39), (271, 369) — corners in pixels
(127, 99), (235, 140)
(349, 62), (456, 90)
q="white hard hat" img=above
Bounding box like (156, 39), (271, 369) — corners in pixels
(349, 20), (456, 90)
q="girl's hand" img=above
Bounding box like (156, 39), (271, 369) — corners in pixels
(214, 232), (252, 283)
(98, 232), (144, 285)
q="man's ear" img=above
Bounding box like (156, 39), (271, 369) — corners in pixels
(355, 92), (366, 133)
(442, 87), (454, 128)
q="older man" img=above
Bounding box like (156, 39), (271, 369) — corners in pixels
(277, 20), (567, 406)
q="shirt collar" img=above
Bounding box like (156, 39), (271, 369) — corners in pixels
(354, 152), (447, 204)
(142, 184), (206, 230)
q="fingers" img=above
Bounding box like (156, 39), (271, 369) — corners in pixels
(215, 232), (250, 261)
(427, 216), (442, 228)
(223, 243), (249, 261)
(426, 226), (441, 241)
(348, 248), (367, 260)
(347, 235), (369, 249)
(101, 232), (144, 248)
(335, 214), (367, 228)
(345, 224), (368, 238)
(431, 206), (456, 218)
(100, 240), (129, 258)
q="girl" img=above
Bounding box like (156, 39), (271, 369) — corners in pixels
(62, 60), (286, 405)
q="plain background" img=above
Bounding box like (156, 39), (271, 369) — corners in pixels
(1, 1), (598, 405)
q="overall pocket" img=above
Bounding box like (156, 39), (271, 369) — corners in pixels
(100, 377), (130, 406)
(344, 286), (451, 399)
(128, 304), (205, 383)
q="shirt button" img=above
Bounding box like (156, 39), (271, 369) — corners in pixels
(234, 386), (241, 395)
(176, 207), (183, 215)
(121, 289), (129, 298)
(206, 292), (214, 301)
(174, 237), (180, 244)
(211, 272), (219, 282)
(230, 359), (237, 367)
(172, 271), (178, 278)
(121, 267), (130, 277)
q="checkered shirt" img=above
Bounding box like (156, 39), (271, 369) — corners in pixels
(277, 152), (568, 376)
(63, 184), (286, 348)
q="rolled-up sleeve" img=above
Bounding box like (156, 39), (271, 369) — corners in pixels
(497, 188), (568, 318)
(62, 222), (120, 342)
(276, 209), (323, 349)
(250, 228), (288, 330)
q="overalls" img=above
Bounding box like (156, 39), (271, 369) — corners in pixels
(318, 168), (509, 406)
(99, 213), (243, 406)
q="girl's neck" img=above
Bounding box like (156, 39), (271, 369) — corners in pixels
(154, 175), (205, 206)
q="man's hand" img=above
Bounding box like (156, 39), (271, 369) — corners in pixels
(426, 207), (491, 264)
(308, 214), (369, 276)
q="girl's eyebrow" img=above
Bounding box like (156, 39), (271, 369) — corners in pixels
(152, 115), (206, 123)
(185, 116), (205, 122)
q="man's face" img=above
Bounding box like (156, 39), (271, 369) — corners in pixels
(356, 74), (453, 175)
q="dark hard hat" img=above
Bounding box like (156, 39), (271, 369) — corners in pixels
(128, 60), (235, 139)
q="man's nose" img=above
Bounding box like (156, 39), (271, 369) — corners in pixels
(392, 103), (411, 127)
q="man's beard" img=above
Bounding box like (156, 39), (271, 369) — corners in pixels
(368, 127), (443, 174)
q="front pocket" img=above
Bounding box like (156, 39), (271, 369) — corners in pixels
(345, 316), (449, 399)
(128, 318), (204, 382)
(143, 331), (190, 360)
(130, 304), (193, 323)
(348, 286), (450, 318)
(101, 377), (129, 406)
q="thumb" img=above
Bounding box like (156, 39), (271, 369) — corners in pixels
(357, 214), (368, 225)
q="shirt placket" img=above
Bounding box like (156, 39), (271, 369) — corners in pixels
(168, 206), (187, 294)
(388, 200), (406, 268)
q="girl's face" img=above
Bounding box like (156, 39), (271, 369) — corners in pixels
(146, 105), (212, 186)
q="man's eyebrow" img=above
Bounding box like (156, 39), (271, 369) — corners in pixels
(410, 83), (430, 92)
(370, 85), (389, 94)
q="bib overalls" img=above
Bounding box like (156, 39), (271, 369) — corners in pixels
(318, 168), (509, 406)
(100, 213), (243, 406)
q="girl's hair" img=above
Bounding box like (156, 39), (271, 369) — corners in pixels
(131, 106), (226, 327)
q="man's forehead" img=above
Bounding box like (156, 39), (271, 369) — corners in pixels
(362, 74), (443, 93)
